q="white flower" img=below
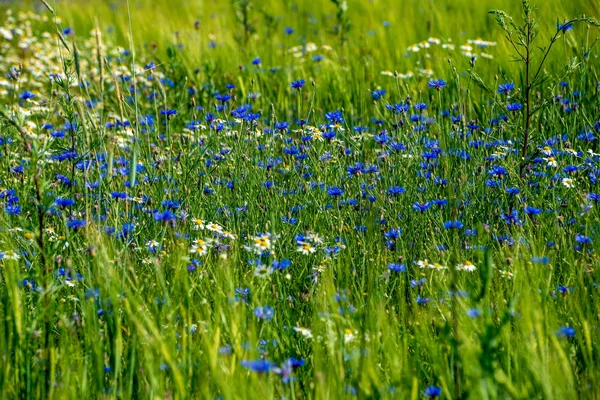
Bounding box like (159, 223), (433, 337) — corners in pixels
(2, 250), (20, 260)
(296, 242), (316, 255)
(562, 178), (575, 188)
(499, 269), (514, 279)
(294, 326), (313, 339)
(456, 261), (477, 272)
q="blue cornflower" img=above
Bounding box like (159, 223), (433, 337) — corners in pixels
(505, 187), (520, 195)
(252, 57), (261, 65)
(291, 79), (305, 90)
(524, 206), (542, 215)
(327, 186), (344, 197)
(428, 79), (446, 90)
(241, 359), (275, 373)
(575, 234), (592, 244)
(412, 202), (432, 212)
(19, 91), (35, 100)
(372, 90), (386, 100)
(488, 165), (508, 177)
(422, 386), (442, 398)
(466, 308), (481, 318)
(387, 186), (406, 196)
(556, 326), (575, 338)
(254, 306), (274, 321)
(55, 198), (75, 208)
(215, 93), (231, 103)
(275, 121), (289, 132)
(531, 256), (550, 264)
(507, 103), (522, 112)
(498, 82), (515, 94)
(153, 210), (177, 222)
(388, 263), (406, 272)
(160, 109), (177, 116)
(66, 219), (86, 230)
(444, 220), (464, 230)
(285, 27), (294, 35)
(557, 22), (573, 32)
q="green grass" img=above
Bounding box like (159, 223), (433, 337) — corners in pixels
(0, 0), (599, 398)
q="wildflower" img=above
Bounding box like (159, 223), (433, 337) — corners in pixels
(499, 269), (514, 279)
(327, 186), (344, 197)
(153, 210), (177, 222)
(524, 206), (542, 216)
(507, 103), (522, 112)
(254, 306), (274, 321)
(498, 83), (515, 94)
(575, 234), (592, 244)
(241, 359), (274, 373)
(297, 242), (316, 255)
(557, 22), (573, 32)
(291, 79), (305, 90)
(19, 91), (35, 101)
(344, 329), (356, 343)
(2, 250), (20, 260)
(430, 263), (447, 270)
(294, 326), (313, 339)
(467, 308), (481, 318)
(562, 178), (574, 188)
(66, 219), (86, 230)
(456, 261), (477, 271)
(428, 79), (446, 90)
(531, 256), (550, 264)
(422, 386), (442, 398)
(160, 109), (177, 116)
(372, 90), (386, 100)
(556, 326), (575, 338)
(388, 263), (406, 272)
(444, 220), (463, 230)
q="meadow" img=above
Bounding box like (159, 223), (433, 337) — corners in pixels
(0, 0), (600, 398)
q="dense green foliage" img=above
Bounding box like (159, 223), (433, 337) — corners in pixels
(0, 0), (599, 398)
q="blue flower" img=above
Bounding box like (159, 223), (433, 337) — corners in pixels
(19, 91), (35, 100)
(55, 198), (75, 208)
(66, 219), (86, 230)
(556, 326), (575, 338)
(388, 263), (406, 272)
(291, 79), (305, 90)
(428, 79), (446, 90)
(575, 234), (592, 244)
(241, 359), (275, 373)
(372, 90), (386, 100)
(153, 210), (177, 222)
(275, 121), (289, 132)
(444, 220), (463, 230)
(254, 306), (274, 321)
(524, 206), (542, 216)
(498, 82), (515, 94)
(423, 385), (442, 398)
(557, 22), (573, 32)
(507, 103), (522, 112)
(327, 186), (344, 197)
(387, 186), (406, 196)
(160, 109), (177, 116)
(252, 57), (261, 65)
